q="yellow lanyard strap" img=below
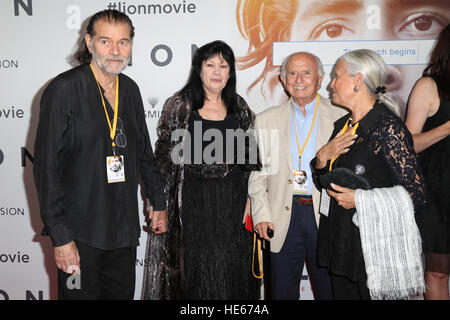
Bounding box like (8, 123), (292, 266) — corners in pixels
(329, 118), (359, 171)
(291, 94), (320, 168)
(252, 233), (264, 279)
(90, 64), (119, 147)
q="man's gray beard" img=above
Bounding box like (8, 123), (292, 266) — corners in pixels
(91, 46), (129, 75)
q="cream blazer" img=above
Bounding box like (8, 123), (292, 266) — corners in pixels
(248, 95), (348, 253)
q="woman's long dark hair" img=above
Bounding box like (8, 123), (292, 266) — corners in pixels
(180, 40), (238, 113)
(75, 9), (135, 65)
(422, 24), (450, 101)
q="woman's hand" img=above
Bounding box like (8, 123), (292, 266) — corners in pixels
(315, 130), (357, 169)
(148, 205), (168, 234)
(327, 183), (356, 209)
(242, 196), (251, 223)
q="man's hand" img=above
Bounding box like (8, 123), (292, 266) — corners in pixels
(254, 222), (275, 241)
(54, 241), (80, 274)
(327, 183), (356, 209)
(148, 206), (167, 234)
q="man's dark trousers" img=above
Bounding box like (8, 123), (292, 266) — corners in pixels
(270, 195), (333, 300)
(58, 239), (136, 300)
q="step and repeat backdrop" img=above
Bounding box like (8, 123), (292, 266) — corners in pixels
(1, 0), (449, 300)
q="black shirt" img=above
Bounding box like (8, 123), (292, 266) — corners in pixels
(185, 111), (240, 164)
(33, 64), (165, 250)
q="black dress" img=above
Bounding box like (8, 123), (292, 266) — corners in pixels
(312, 103), (426, 284)
(416, 76), (450, 274)
(181, 111), (260, 299)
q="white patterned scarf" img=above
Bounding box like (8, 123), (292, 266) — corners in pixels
(353, 186), (426, 300)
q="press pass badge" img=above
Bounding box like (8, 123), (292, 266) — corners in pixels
(293, 170), (308, 193)
(320, 189), (330, 217)
(106, 155), (125, 183)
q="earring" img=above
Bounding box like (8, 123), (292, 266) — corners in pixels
(353, 86), (359, 92)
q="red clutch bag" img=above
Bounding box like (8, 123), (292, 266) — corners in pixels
(245, 215), (254, 232)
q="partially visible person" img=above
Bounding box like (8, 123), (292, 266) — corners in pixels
(405, 24), (450, 300)
(33, 9), (166, 300)
(311, 49), (426, 299)
(248, 52), (347, 300)
(142, 40), (260, 300)
(236, 0), (450, 118)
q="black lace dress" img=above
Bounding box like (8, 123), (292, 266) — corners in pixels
(181, 111), (260, 299)
(312, 102), (426, 283)
(416, 76), (450, 274)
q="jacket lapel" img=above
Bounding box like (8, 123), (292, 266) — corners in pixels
(277, 101), (293, 173)
(316, 95), (332, 150)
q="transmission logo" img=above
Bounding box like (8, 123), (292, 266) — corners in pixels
(145, 96), (161, 119)
(148, 97), (159, 108)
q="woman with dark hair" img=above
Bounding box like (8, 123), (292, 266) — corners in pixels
(142, 40), (261, 299)
(405, 24), (450, 300)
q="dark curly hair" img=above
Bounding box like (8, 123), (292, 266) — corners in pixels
(75, 9), (135, 64)
(180, 40), (238, 114)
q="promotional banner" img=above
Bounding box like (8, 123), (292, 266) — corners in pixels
(1, 0), (449, 300)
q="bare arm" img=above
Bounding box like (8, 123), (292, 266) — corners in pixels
(405, 77), (450, 153)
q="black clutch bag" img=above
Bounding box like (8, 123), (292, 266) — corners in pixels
(319, 167), (371, 191)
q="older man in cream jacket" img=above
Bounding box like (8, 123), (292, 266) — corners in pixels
(248, 52), (347, 300)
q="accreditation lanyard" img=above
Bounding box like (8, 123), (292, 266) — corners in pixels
(90, 63), (119, 154)
(328, 117), (359, 171)
(291, 94), (320, 170)
(252, 233), (264, 279)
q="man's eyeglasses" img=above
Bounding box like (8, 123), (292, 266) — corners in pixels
(115, 117), (127, 148)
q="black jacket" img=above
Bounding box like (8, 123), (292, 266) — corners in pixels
(311, 103), (426, 282)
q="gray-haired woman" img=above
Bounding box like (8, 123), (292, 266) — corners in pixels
(310, 49), (426, 299)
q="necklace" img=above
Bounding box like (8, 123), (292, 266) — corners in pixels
(329, 116), (359, 171)
(90, 64), (119, 154)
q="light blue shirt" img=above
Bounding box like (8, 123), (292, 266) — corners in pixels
(290, 96), (319, 195)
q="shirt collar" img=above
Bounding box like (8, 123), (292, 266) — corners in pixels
(292, 96), (318, 115)
(357, 101), (386, 135)
(333, 101), (386, 136)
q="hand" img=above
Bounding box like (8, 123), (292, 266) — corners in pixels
(327, 183), (356, 209)
(242, 196), (251, 224)
(54, 241), (80, 274)
(254, 222), (275, 241)
(150, 208), (168, 234)
(315, 130), (357, 168)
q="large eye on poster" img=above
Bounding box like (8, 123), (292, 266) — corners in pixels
(236, 0), (450, 119)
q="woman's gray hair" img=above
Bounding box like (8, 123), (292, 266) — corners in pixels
(339, 49), (400, 116)
(280, 52), (325, 79)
